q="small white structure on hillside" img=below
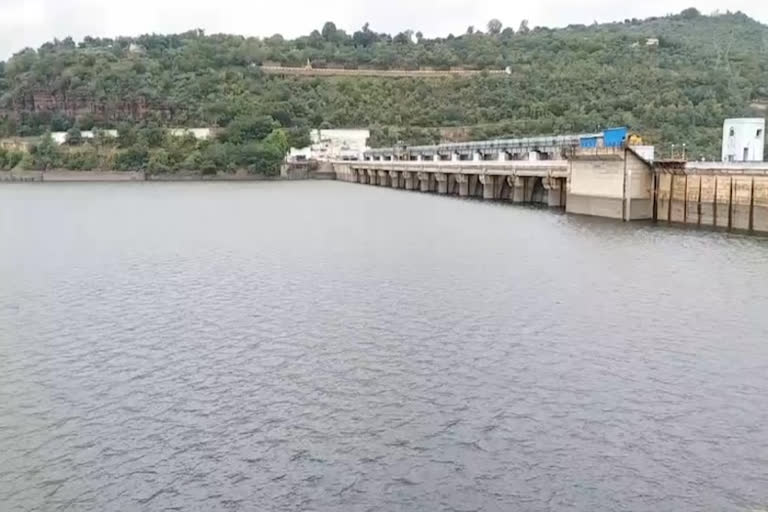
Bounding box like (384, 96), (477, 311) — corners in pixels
(722, 118), (765, 162)
(51, 130), (118, 145)
(168, 128), (213, 140)
(288, 129), (370, 161)
(51, 128), (213, 145)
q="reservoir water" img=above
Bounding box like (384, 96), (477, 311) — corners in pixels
(1, 181), (767, 511)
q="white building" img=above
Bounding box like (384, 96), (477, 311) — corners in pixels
(722, 118), (765, 162)
(168, 128), (213, 140)
(128, 43), (146, 54)
(51, 128), (212, 145)
(288, 129), (370, 162)
(51, 130), (118, 145)
(630, 145), (655, 162)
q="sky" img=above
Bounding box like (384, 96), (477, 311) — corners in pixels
(1, 0), (766, 59)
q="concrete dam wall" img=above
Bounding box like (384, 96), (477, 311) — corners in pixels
(655, 163), (768, 232)
(335, 153), (768, 235)
(337, 147), (655, 222)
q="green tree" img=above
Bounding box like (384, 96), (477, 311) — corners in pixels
(117, 123), (138, 148)
(285, 127), (311, 149)
(147, 149), (171, 173)
(181, 151), (202, 171)
(487, 19), (503, 35)
(221, 115), (276, 144)
(65, 123), (83, 145)
(680, 7), (701, 19)
(31, 132), (61, 170)
(321, 22), (338, 42)
(238, 142), (284, 175)
(141, 125), (167, 148)
(115, 137), (149, 170)
(63, 146), (99, 170)
(263, 128), (290, 154)
(5, 150), (24, 169)
(199, 142), (235, 172)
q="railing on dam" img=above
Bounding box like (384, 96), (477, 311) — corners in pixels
(350, 160), (569, 177)
(363, 128), (627, 161)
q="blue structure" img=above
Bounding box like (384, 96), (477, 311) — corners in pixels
(579, 127), (628, 149)
(603, 127), (629, 147)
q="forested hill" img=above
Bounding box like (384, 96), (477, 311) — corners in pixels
(1, 8), (767, 158)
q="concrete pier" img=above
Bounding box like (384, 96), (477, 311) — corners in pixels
(389, 170), (400, 189)
(418, 172), (432, 193)
(436, 173), (448, 194)
(543, 177), (564, 207)
(403, 171), (417, 191)
(456, 174), (470, 197)
(480, 174), (496, 200)
(511, 177), (526, 203)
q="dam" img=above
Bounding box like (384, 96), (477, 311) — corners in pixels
(328, 128), (768, 234)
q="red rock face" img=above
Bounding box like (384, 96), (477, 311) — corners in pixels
(1, 89), (172, 122)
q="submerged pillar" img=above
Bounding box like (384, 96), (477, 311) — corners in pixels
(403, 171), (417, 191)
(480, 174), (496, 200)
(378, 170), (390, 187)
(510, 176), (526, 203)
(389, 170), (400, 189)
(468, 174), (480, 197)
(435, 173), (448, 194)
(542, 176), (563, 207)
(367, 169), (378, 185)
(456, 174), (469, 197)
(418, 172), (432, 192)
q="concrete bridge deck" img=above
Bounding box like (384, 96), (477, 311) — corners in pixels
(349, 160), (569, 177)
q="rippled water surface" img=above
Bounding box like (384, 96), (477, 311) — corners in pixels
(1, 181), (768, 512)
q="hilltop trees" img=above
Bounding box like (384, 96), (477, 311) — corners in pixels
(353, 23), (378, 47)
(487, 19), (503, 35)
(680, 7), (702, 19)
(0, 9), (766, 160)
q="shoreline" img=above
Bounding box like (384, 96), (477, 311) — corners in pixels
(0, 170), (332, 183)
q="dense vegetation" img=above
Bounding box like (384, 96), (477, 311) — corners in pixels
(1, 7), (767, 168)
(0, 119), (289, 174)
